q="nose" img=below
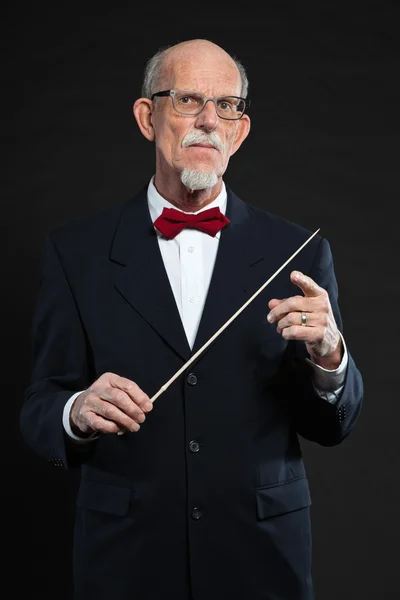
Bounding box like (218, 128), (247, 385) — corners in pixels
(195, 99), (219, 132)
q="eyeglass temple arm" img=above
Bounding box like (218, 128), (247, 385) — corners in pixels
(151, 90), (171, 100)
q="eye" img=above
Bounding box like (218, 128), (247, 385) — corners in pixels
(218, 99), (234, 111)
(177, 93), (202, 106)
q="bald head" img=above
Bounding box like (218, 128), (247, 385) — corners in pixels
(141, 39), (248, 100)
(162, 39), (237, 73)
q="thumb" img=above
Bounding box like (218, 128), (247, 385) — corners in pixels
(290, 270), (324, 298)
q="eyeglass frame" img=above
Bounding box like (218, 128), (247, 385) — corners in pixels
(150, 89), (248, 120)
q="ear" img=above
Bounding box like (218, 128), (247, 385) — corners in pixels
(133, 98), (155, 142)
(230, 115), (251, 156)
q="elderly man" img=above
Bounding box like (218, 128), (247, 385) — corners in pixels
(20, 39), (363, 600)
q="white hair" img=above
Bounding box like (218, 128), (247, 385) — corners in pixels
(180, 169), (218, 191)
(181, 130), (224, 152)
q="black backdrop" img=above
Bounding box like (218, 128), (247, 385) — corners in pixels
(6, 3), (399, 599)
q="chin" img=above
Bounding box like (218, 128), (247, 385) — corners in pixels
(180, 169), (218, 190)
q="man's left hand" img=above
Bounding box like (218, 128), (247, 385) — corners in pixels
(267, 270), (343, 370)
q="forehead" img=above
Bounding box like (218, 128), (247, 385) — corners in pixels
(162, 46), (241, 95)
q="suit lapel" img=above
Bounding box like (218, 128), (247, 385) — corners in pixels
(191, 189), (264, 355)
(110, 186), (268, 364)
(110, 188), (191, 362)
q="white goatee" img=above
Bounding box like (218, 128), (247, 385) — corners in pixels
(180, 169), (218, 191)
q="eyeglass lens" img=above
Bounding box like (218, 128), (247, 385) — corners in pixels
(172, 91), (245, 119)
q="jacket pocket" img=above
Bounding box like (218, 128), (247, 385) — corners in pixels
(76, 479), (132, 516)
(256, 475), (311, 520)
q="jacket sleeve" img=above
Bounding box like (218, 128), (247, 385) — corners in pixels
(286, 236), (364, 446)
(20, 234), (96, 469)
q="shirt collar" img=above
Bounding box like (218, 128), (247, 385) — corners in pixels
(147, 175), (227, 237)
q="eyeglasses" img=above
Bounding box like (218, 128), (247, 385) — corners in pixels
(151, 89), (247, 120)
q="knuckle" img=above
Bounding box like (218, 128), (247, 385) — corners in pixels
(321, 289), (329, 302)
(138, 394), (150, 407)
(101, 403), (113, 418)
(125, 383), (137, 395)
(104, 387), (120, 405)
(114, 390), (127, 404)
(88, 415), (100, 430)
(287, 298), (295, 310)
(308, 278), (315, 289)
(132, 401), (146, 417)
(104, 385), (114, 398)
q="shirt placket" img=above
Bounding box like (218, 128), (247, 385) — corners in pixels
(180, 228), (204, 349)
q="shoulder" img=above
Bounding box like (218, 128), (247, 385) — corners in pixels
(247, 202), (313, 238)
(49, 203), (123, 246)
(226, 187), (331, 277)
(228, 186), (319, 243)
(46, 186), (148, 260)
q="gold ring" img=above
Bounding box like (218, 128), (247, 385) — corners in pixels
(301, 313), (307, 326)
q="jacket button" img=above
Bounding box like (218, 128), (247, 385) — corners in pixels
(191, 507), (203, 520)
(189, 440), (200, 453)
(187, 373), (198, 386)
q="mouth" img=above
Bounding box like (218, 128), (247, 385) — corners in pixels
(188, 143), (217, 150)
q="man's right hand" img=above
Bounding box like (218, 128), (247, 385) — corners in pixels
(69, 372), (153, 436)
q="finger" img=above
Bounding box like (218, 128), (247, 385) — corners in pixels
(291, 270), (324, 298)
(96, 388), (147, 424)
(280, 324), (322, 343)
(85, 411), (140, 434)
(88, 399), (143, 433)
(267, 295), (305, 323)
(268, 298), (286, 310)
(276, 311), (315, 334)
(108, 375), (153, 412)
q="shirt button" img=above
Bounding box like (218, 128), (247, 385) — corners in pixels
(187, 373), (198, 386)
(189, 440), (200, 453)
(189, 295), (196, 303)
(191, 507), (203, 520)
(188, 246), (195, 253)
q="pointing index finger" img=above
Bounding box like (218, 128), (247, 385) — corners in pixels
(291, 270), (323, 297)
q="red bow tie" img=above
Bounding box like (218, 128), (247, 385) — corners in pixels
(153, 206), (230, 239)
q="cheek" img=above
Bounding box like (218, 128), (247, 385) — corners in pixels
(221, 130), (237, 161)
(223, 125), (238, 149)
(155, 124), (181, 161)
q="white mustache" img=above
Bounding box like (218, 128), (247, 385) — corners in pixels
(181, 130), (224, 152)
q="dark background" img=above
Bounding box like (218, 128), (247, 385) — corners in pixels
(6, 2), (399, 598)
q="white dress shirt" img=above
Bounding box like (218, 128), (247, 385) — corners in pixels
(63, 177), (348, 441)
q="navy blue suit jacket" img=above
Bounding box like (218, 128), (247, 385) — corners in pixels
(21, 185), (363, 600)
